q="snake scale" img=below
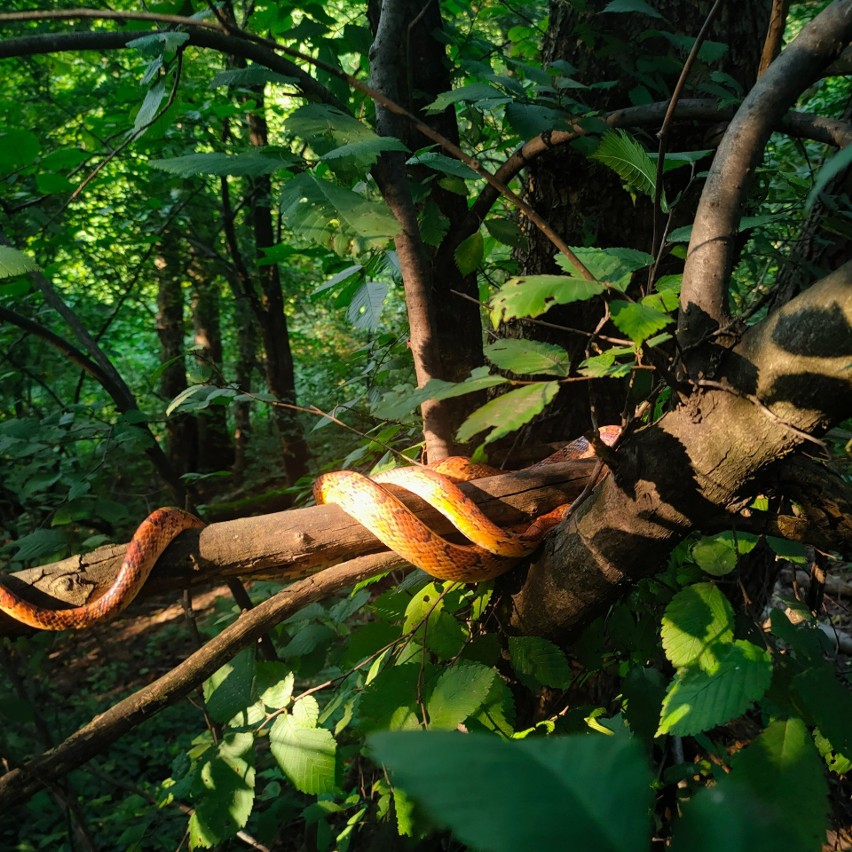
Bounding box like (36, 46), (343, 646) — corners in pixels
(0, 427), (618, 630)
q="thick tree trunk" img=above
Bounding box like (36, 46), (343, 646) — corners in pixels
(511, 262), (852, 637)
(369, 0), (485, 459)
(514, 0), (772, 440)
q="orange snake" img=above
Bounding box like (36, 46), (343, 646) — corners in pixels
(0, 428), (618, 630)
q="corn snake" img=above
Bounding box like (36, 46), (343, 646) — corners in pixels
(0, 427), (618, 630)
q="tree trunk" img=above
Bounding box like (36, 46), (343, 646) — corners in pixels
(511, 262), (852, 637)
(514, 0), (772, 440)
(155, 231), (197, 478)
(188, 250), (234, 474)
(369, 0), (486, 459)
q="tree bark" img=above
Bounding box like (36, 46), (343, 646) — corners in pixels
(0, 459), (601, 637)
(512, 262), (852, 637)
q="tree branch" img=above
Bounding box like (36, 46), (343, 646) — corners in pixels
(0, 552), (407, 810)
(677, 0), (852, 364)
(513, 261), (852, 637)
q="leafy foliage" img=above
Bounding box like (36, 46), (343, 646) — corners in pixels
(0, 0), (850, 850)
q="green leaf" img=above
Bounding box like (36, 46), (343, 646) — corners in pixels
(657, 640), (773, 736)
(0, 129), (40, 170)
(10, 528), (67, 562)
(427, 661), (497, 730)
(490, 275), (605, 324)
(321, 136), (409, 168)
(284, 103), (375, 147)
(356, 663), (424, 732)
(347, 281), (388, 331)
(369, 731), (653, 852)
(269, 715), (337, 795)
(454, 230), (484, 275)
(509, 636), (572, 689)
(765, 535), (809, 565)
(661, 583), (735, 668)
(555, 246), (652, 289)
(485, 217), (526, 248)
(691, 531), (759, 576)
(591, 129), (657, 199)
(149, 151), (296, 177)
(610, 300), (672, 344)
(133, 79), (166, 135)
(209, 66), (298, 88)
(456, 381), (560, 445)
(373, 369), (506, 421)
(408, 151), (478, 179)
(806, 144), (852, 211)
(203, 649), (257, 724)
(671, 718), (827, 852)
(425, 83), (508, 114)
(471, 675), (516, 736)
(792, 666), (852, 759)
(484, 339), (571, 377)
(189, 733), (255, 850)
(603, 0), (666, 20)
(280, 173), (399, 247)
(0, 246), (40, 279)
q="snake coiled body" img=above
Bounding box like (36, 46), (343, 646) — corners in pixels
(312, 426), (619, 582)
(0, 428), (617, 630)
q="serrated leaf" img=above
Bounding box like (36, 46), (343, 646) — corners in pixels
(285, 103), (375, 147)
(0, 129), (40, 170)
(792, 666), (852, 758)
(149, 151), (296, 177)
(484, 339), (571, 377)
(425, 83), (508, 114)
(0, 246), (40, 279)
(133, 79), (166, 135)
(408, 151), (478, 179)
(509, 636), (572, 689)
(579, 350), (635, 378)
(490, 275), (605, 324)
(203, 649), (257, 724)
(357, 663), (425, 732)
(556, 246), (652, 290)
(269, 716), (337, 794)
(10, 528), (67, 562)
(321, 136), (409, 168)
(454, 231), (484, 275)
(591, 129), (657, 199)
(427, 661), (496, 730)
(485, 217), (526, 248)
(671, 718), (827, 852)
(369, 731), (653, 852)
(456, 381), (560, 445)
(189, 734), (255, 850)
(691, 531), (758, 576)
(657, 640), (772, 736)
(280, 173), (399, 247)
(610, 299), (673, 344)
(764, 535), (809, 565)
(256, 665), (295, 710)
(347, 281), (388, 331)
(469, 673), (516, 736)
(661, 583), (735, 668)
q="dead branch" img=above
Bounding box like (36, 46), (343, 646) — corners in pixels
(0, 460), (599, 636)
(0, 552), (406, 811)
